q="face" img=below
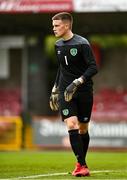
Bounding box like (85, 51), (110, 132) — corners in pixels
(52, 19), (69, 38)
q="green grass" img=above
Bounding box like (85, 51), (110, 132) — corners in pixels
(0, 151), (127, 179)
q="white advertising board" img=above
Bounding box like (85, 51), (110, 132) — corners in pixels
(74, 0), (127, 12)
(33, 117), (127, 148)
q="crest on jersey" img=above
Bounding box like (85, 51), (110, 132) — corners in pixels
(62, 109), (69, 116)
(70, 48), (77, 56)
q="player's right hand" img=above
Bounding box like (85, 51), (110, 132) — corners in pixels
(49, 86), (59, 111)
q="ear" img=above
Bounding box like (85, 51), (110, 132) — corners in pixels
(65, 23), (69, 29)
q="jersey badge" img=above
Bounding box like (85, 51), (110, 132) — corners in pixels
(62, 109), (69, 116)
(70, 48), (77, 56)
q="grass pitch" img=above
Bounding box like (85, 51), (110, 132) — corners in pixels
(0, 151), (127, 179)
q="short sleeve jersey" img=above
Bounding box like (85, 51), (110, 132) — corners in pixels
(55, 34), (98, 92)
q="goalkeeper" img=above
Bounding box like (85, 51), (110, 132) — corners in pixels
(50, 12), (98, 177)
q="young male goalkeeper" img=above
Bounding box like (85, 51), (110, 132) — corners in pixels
(49, 12), (98, 177)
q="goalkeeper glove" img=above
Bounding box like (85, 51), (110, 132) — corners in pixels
(64, 77), (84, 102)
(49, 86), (59, 111)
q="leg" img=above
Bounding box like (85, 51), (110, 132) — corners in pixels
(59, 93), (90, 176)
(64, 116), (85, 166)
(78, 122), (90, 165)
(59, 93), (85, 165)
(65, 116), (90, 176)
(77, 91), (93, 165)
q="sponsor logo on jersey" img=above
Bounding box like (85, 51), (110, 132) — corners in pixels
(70, 48), (77, 56)
(62, 109), (69, 116)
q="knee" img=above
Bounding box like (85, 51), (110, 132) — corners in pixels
(68, 122), (78, 130)
(79, 124), (88, 134)
(65, 116), (79, 130)
(79, 128), (88, 134)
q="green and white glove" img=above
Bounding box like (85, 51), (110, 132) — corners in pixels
(64, 77), (84, 102)
(49, 86), (59, 111)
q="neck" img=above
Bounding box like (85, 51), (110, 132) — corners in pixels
(62, 31), (74, 41)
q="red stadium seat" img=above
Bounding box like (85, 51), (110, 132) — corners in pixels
(92, 88), (127, 122)
(0, 88), (21, 116)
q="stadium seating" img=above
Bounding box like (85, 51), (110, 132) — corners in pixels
(92, 88), (127, 122)
(0, 88), (21, 116)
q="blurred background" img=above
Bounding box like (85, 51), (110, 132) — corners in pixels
(0, 0), (127, 151)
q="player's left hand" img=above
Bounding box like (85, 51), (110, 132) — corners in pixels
(64, 78), (83, 102)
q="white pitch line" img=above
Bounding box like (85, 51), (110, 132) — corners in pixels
(92, 169), (127, 173)
(0, 172), (68, 180)
(0, 169), (127, 180)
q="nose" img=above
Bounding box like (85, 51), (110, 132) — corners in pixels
(53, 26), (55, 31)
